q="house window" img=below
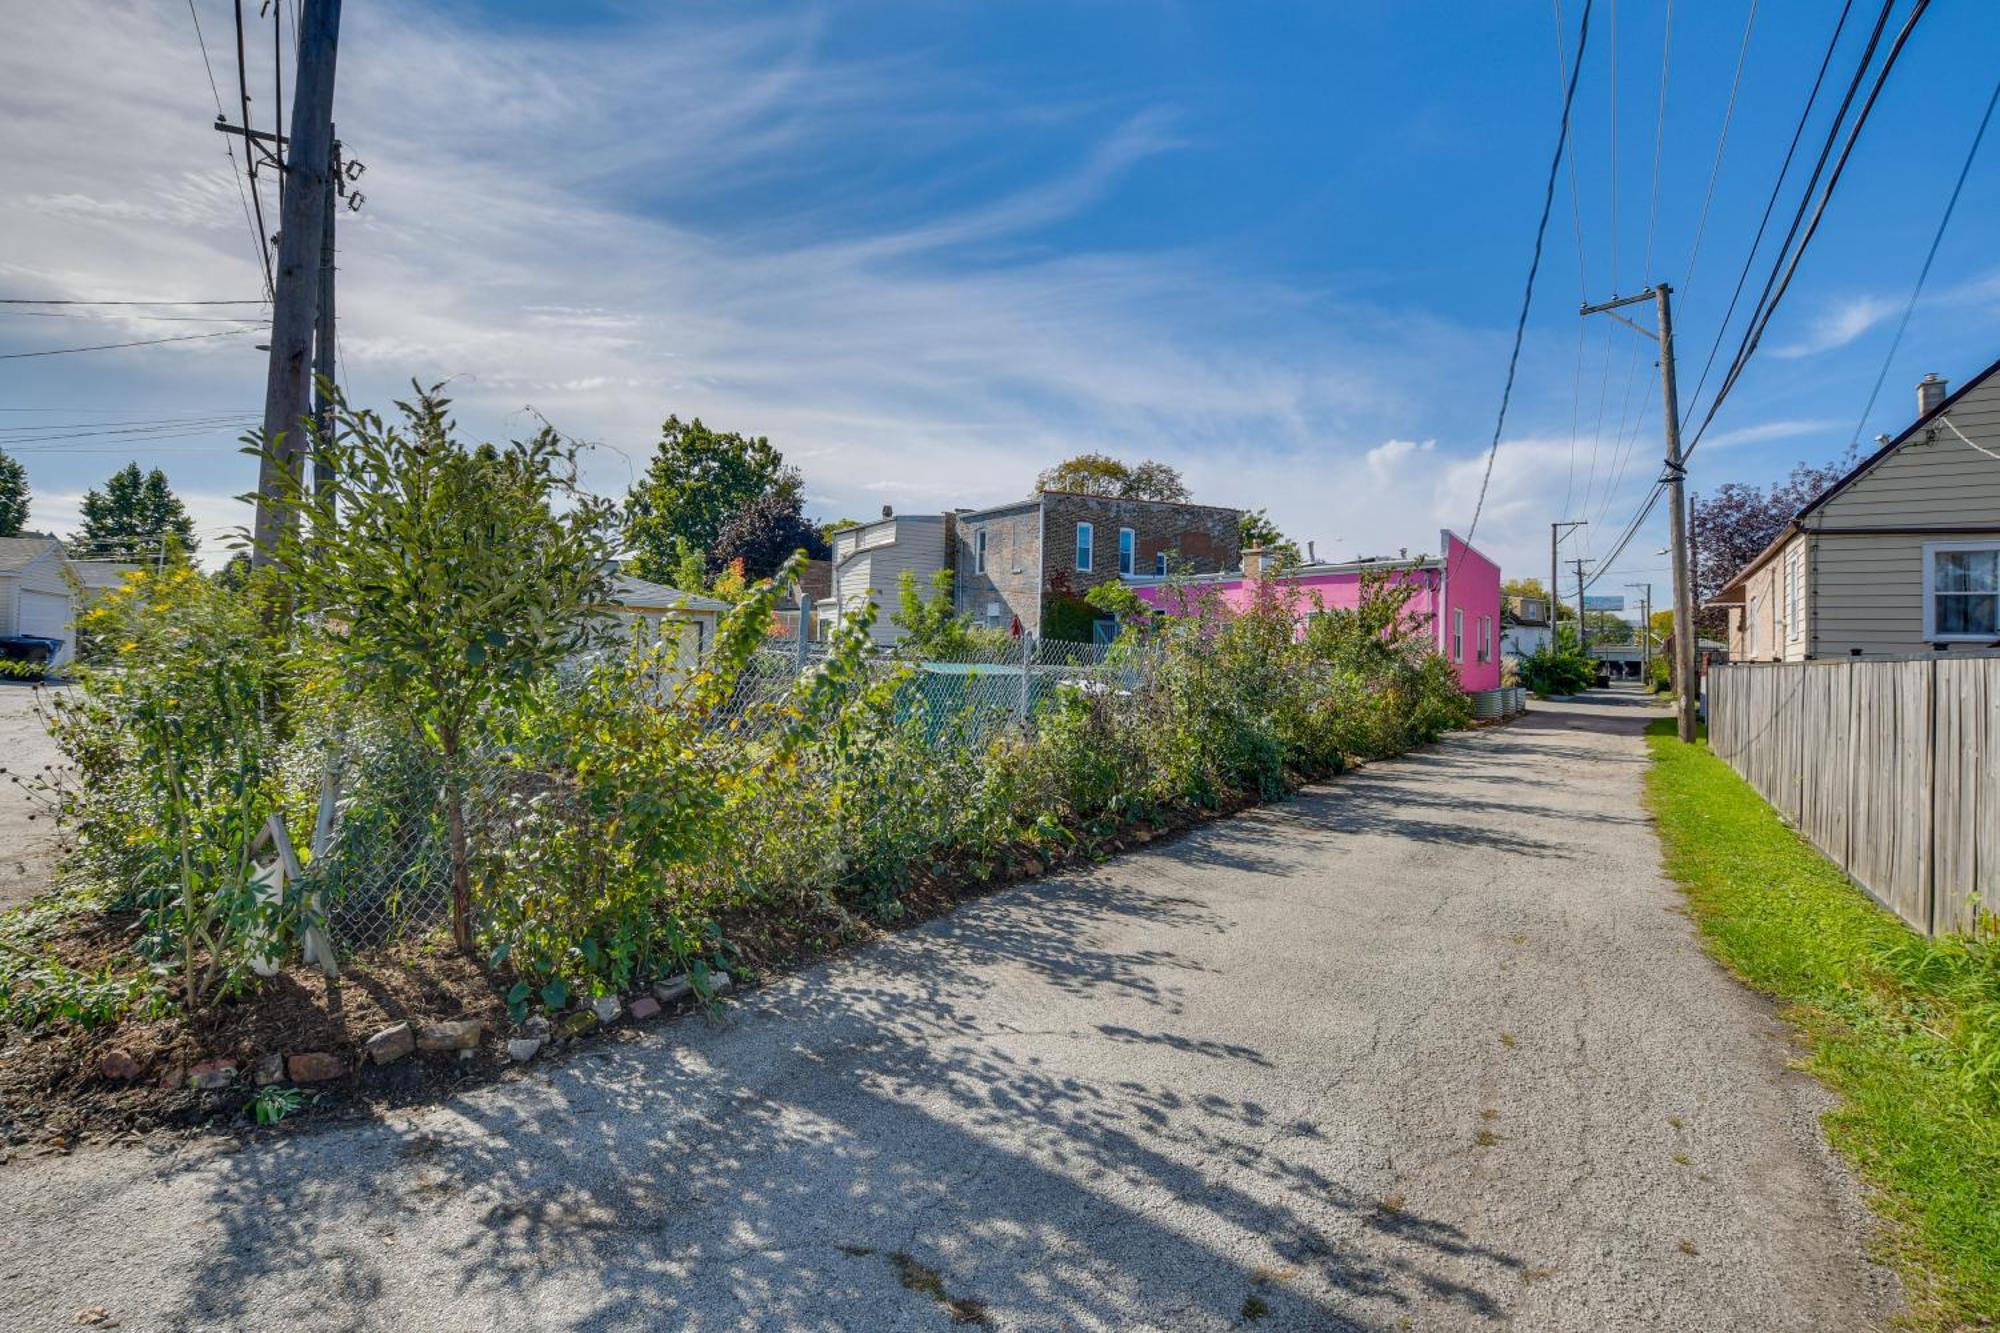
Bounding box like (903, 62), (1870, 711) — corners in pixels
(1746, 593), (1762, 657)
(1925, 541), (2000, 640)
(1784, 550), (1803, 644)
(975, 529), (987, 575)
(1076, 522), (1093, 572)
(1118, 527), (1136, 576)
(1477, 615), (1492, 663)
(1154, 552), (1167, 576)
(1451, 608), (1464, 662)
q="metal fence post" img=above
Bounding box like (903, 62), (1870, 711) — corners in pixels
(795, 593), (813, 675)
(1018, 631), (1034, 724)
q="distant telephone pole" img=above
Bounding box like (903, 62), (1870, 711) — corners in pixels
(1551, 520), (1585, 647)
(1628, 581), (1652, 680)
(1581, 283), (1697, 741)
(251, 0), (342, 566)
(1567, 557), (1594, 655)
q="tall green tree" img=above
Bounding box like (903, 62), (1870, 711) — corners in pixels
(1035, 452), (1190, 502)
(269, 387), (619, 951)
(0, 448), (27, 536)
(624, 416), (801, 583)
(72, 463), (197, 558)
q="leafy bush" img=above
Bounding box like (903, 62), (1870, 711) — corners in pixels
(1517, 628), (1596, 697)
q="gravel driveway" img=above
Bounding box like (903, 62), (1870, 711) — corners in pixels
(0, 682), (63, 908)
(0, 695), (1899, 1331)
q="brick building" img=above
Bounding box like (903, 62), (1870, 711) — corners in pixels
(952, 492), (1241, 639)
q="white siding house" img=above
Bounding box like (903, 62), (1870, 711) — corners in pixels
(829, 510), (951, 647)
(0, 537), (76, 667)
(1713, 364), (2000, 660)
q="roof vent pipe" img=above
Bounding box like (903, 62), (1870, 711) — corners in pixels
(1918, 373), (1948, 416)
(880, 503), (893, 519)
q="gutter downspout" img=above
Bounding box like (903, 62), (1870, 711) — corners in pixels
(1436, 528), (1450, 660)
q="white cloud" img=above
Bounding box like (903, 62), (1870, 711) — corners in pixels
(1770, 295), (1900, 359)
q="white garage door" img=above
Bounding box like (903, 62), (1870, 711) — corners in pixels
(17, 589), (71, 642)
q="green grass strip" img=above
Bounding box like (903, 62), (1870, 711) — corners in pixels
(1643, 720), (2000, 1329)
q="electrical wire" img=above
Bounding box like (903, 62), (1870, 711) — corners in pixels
(185, 0), (273, 306)
(1939, 416), (2000, 463)
(233, 0), (276, 299)
(1464, 0), (1595, 549)
(1683, 0), (1759, 290)
(0, 329), (258, 360)
(0, 298), (267, 306)
(1843, 71), (1998, 451)
(1639, 0), (1673, 282)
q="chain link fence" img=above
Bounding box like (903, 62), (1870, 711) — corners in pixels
(308, 631), (1128, 954)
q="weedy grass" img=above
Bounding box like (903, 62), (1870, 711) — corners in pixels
(1644, 720), (2000, 1329)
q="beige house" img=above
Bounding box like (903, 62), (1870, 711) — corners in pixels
(828, 507), (954, 647)
(1712, 363), (2000, 660)
(607, 573), (730, 670)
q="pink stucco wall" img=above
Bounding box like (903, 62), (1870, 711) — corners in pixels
(1130, 529), (1504, 693)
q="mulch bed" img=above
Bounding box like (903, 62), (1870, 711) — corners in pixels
(0, 779), (1291, 1150)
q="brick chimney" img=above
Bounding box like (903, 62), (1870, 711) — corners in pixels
(1242, 546), (1269, 582)
(1918, 373), (1947, 417)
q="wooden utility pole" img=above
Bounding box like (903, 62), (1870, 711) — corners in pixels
(1568, 557), (1594, 656)
(252, 0), (342, 566)
(1551, 519), (1586, 648)
(1581, 283), (1697, 741)
(312, 131), (339, 500)
(1628, 582), (1653, 681)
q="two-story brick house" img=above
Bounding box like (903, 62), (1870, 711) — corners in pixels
(952, 492), (1241, 639)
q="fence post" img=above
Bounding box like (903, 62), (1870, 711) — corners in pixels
(1018, 631), (1034, 724)
(795, 593), (813, 675)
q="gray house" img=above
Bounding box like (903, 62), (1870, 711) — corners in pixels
(1712, 363), (2000, 660)
(828, 508), (955, 647)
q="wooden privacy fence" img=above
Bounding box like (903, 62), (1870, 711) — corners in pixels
(1707, 656), (2000, 936)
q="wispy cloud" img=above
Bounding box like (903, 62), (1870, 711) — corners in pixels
(1770, 295), (1900, 359)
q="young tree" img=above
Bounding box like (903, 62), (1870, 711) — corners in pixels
(1238, 508), (1303, 566)
(0, 448), (27, 537)
(624, 416), (801, 583)
(1034, 452), (1190, 502)
(1690, 448), (1853, 636)
(269, 387), (619, 950)
(72, 463), (197, 558)
(890, 570), (1010, 658)
(710, 490), (830, 581)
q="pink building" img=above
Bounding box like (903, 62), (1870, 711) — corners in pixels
(1125, 529), (1504, 693)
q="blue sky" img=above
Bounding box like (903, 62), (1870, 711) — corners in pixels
(3, 0), (1997, 610)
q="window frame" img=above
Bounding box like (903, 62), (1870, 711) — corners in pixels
(1117, 527), (1136, 576)
(1154, 552), (1168, 576)
(1477, 614), (1492, 663)
(974, 528), (987, 575)
(1923, 540), (2000, 642)
(1784, 548), (1804, 645)
(1076, 521), (1094, 573)
(1451, 607), (1464, 663)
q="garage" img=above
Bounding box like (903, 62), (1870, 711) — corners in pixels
(17, 588), (70, 643)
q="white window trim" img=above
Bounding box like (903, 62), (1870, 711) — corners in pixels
(1477, 614), (1492, 663)
(974, 529), (987, 575)
(1076, 521), (1094, 573)
(1923, 539), (2000, 641)
(1784, 549), (1804, 644)
(1451, 607), (1464, 662)
(1118, 527), (1136, 576)
(1154, 552), (1168, 576)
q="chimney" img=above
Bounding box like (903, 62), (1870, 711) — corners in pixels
(1918, 373), (1947, 417)
(1305, 540), (1317, 563)
(880, 503), (894, 519)
(1242, 546), (1269, 581)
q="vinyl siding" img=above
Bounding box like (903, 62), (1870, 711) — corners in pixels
(1800, 371), (2000, 655)
(1731, 534), (1807, 662)
(1815, 375), (2000, 529)
(831, 516), (949, 646)
(0, 547), (76, 664)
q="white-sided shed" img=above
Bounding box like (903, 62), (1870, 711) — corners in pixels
(0, 537), (75, 666)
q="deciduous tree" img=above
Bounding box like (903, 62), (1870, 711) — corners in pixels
(710, 491), (830, 582)
(1035, 452), (1190, 502)
(624, 416), (801, 583)
(1690, 448), (1854, 635)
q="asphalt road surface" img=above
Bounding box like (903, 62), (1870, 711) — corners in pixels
(0, 695), (1900, 1331)
(0, 682), (62, 909)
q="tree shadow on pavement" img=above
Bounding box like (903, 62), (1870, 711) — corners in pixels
(160, 852), (1529, 1332)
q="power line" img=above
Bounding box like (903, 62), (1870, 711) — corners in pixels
(0, 297), (268, 306)
(1844, 72), (2000, 450)
(1639, 0), (1673, 281)
(1, 311), (265, 323)
(1682, 0), (1759, 290)
(1683, 0), (1915, 458)
(185, 0), (273, 303)
(0, 329), (258, 360)
(233, 0), (277, 299)
(1678, 0), (1857, 430)
(1465, 0), (1595, 547)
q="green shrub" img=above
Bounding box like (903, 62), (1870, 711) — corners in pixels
(1517, 628), (1596, 696)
